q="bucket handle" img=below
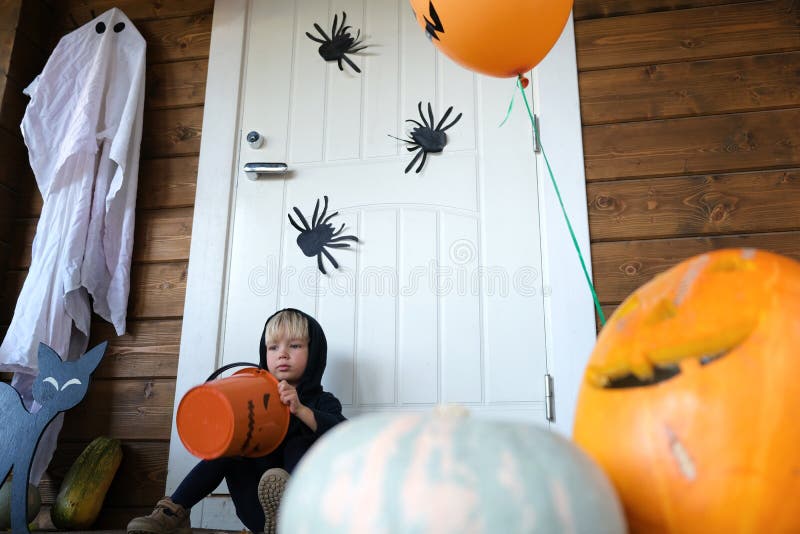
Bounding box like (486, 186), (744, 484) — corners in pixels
(205, 362), (262, 382)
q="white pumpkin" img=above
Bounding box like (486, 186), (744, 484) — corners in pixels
(279, 408), (625, 533)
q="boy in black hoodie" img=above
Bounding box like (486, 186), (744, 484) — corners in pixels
(127, 308), (346, 534)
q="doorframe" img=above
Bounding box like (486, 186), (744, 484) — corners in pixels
(168, 0), (596, 505)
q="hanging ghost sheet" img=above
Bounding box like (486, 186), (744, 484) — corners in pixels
(0, 7), (144, 484)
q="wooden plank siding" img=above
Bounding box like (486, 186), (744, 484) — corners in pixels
(61, 378), (177, 441)
(575, 0), (800, 71)
(0, 0), (212, 525)
(17, 156), (200, 216)
(43, 441), (170, 506)
(575, 0), (800, 325)
(573, 0), (756, 20)
(0, 126), (28, 191)
(57, 0), (213, 22)
(583, 109), (800, 181)
(1, 262), (189, 322)
(588, 169), (800, 241)
(0, 0), (25, 352)
(7, 207), (193, 269)
(580, 51), (800, 125)
(592, 230), (800, 303)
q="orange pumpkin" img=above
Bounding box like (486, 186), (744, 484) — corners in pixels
(573, 248), (800, 533)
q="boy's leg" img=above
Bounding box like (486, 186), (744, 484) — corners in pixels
(224, 455), (281, 532)
(171, 457), (231, 507)
(255, 436), (310, 533)
(282, 435), (313, 473)
(128, 458), (230, 534)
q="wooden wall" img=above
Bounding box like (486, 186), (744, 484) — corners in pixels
(574, 0), (800, 321)
(0, 0), (213, 526)
(0, 0), (50, 356)
(0, 1), (20, 343)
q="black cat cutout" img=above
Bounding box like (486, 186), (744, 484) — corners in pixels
(0, 342), (107, 534)
(288, 196), (359, 275)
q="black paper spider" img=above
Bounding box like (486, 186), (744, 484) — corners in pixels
(389, 102), (462, 174)
(305, 12), (368, 73)
(288, 196), (359, 275)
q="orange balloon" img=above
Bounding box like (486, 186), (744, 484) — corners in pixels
(409, 0), (573, 78)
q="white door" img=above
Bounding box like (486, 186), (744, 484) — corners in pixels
(228, 0), (547, 418)
(170, 0), (596, 529)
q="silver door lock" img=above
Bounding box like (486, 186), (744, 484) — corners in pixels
(246, 131), (264, 149)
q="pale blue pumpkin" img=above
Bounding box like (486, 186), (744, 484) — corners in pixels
(279, 409), (625, 533)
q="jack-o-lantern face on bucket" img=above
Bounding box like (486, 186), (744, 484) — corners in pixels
(574, 248), (800, 533)
(407, 0), (574, 78)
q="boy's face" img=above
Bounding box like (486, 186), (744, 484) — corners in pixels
(265, 335), (309, 385)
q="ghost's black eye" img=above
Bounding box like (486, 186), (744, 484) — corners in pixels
(114, 22), (125, 33)
(95, 22), (106, 34)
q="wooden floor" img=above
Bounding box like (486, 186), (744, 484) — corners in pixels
(29, 507), (244, 533)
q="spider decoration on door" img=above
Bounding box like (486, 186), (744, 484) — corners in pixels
(305, 11), (368, 74)
(389, 102), (463, 174)
(288, 196), (359, 275)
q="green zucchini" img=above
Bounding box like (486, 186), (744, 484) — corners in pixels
(51, 436), (122, 529)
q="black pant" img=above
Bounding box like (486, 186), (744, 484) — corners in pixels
(171, 435), (309, 532)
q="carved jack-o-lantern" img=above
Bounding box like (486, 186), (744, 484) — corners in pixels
(574, 248), (800, 533)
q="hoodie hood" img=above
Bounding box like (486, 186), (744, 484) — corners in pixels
(259, 308), (327, 401)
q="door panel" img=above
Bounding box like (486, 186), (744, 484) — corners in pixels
(206, 0), (549, 518)
(354, 208), (397, 405)
(168, 1), (600, 528)
(171, 4), (597, 525)
(224, 0), (547, 416)
(398, 209), (438, 405)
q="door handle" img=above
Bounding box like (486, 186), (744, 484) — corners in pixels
(243, 162), (289, 180)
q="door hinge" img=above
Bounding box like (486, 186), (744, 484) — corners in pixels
(531, 114), (541, 154)
(544, 373), (555, 422)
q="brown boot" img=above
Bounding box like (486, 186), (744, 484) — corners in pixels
(258, 468), (289, 534)
(127, 497), (191, 534)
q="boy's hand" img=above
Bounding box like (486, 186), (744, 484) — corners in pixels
(278, 380), (304, 414)
(278, 380), (318, 432)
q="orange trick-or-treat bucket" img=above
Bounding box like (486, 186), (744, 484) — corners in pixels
(177, 368), (290, 459)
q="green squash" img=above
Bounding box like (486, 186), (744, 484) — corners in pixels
(51, 436), (122, 529)
(279, 408), (626, 533)
(0, 477), (41, 529)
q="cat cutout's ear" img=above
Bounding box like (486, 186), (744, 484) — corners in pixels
(77, 341), (108, 375)
(37, 343), (64, 374)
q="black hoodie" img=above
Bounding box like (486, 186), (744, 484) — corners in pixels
(259, 308), (346, 438)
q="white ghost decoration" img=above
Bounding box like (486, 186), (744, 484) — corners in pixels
(0, 8), (145, 483)
(0, 8), (145, 373)
(1, 7), (145, 373)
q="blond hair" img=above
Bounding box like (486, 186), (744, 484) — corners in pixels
(265, 310), (309, 343)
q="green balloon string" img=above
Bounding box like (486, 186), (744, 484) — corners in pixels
(502, 76), (607, 326)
